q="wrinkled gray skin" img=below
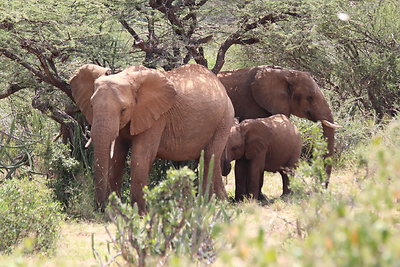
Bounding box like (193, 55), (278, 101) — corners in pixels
(222, 115), (302, 201)
(218, 66), (341, 188)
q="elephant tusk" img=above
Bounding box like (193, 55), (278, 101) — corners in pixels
(85, 138), (92, 148)
(321, 120), (343, 129)
(110, 139), (116, 159)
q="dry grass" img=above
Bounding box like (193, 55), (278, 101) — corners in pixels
(215, 166), (362, 266)
(0, 222), (116, 267)
(0, 167), (360, 266)
(224, 162), (362, 200)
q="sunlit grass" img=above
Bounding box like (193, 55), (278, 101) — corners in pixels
(0, 164), (384, 267)
(0, 222), (116, 267)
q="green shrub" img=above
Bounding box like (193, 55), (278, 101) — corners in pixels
(288, 119), (400, 266)
(94, 155), (236, 266)
(288, 119), (329, 196)
(34, 138), (101, 220)
(254, 0), (400, 119)
(289, 194), (400, 266)
(38, 141), (81, 206)
(0, 176), (64, 254)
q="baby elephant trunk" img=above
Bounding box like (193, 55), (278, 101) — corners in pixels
(221, 150), (232, 176)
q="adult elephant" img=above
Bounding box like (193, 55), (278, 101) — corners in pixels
(218, 65), (341, 188)
(69, 64), (234, 213)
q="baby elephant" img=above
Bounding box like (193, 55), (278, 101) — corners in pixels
(222, 114), (302, 201)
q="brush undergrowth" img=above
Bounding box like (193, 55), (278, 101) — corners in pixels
(94, 153), (236, 266)
(0, 176), (64, 255)
(212, 118), (400, 266)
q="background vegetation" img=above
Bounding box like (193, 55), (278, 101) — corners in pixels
(0, 0), (399, 265)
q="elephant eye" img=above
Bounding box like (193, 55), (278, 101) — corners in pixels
(293, 93), (301, 103)
(307, 96), (313, 103)
(121, 107), (127, 114)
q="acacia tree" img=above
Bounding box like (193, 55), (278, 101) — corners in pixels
(246, 0), (400, 120)
(1, 0), (302, 147)
(0, 0), (139, 147)
(115, 0), (300, 72)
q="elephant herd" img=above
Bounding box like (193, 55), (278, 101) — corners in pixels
(69, 63), (341, 214)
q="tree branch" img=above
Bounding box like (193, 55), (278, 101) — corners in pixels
(0, 84), (27, 99)
(0, 47), (72, 100)
(212, 13), (297, 74)
(19, 39), (72, 99)
(0, 48), (48, 81)
(31, 94), (77, 127)
(119, 19), (142, 42)
(149, 0), (186, 36)
(149, 0), (211, 67)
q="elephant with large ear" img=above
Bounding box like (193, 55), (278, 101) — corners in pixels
(218, 65), (342, 188)
(221, 115), (302, 201)
(69, 64), (234, 214)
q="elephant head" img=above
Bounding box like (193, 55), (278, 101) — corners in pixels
(250, 67), (341, 186)
(222, 119), (262, 176)
(69, 64), (177, 205)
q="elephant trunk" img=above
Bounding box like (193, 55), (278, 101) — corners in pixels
(320, 112), (336, 188)
(91, 117), (119, 209)
(221, 147), (232, 176)
(222, 160), (232, 176)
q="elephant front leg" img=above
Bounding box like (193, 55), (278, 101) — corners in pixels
(234, 158), (249, 202)
(130, 157), (153, 215)
(258, 172), (268, 201)
(130, 121), (165, 215)
(130, 143), (158, 215)
(109, 137), (129, 197)
(247, 158), (265, 200)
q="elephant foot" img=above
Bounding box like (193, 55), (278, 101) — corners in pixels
(214, 186), (228, 200)
(257, 192), (268, 202)
(95, 200), (107, 213)
(234, 195), (244, 203)
(281, 188), (293, 198)
(133, 199), (147, 216)
(207, 177), (227, 200)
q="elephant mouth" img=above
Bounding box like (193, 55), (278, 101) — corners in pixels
(306, 111), (318, 122)
(307, 111), (343, 128)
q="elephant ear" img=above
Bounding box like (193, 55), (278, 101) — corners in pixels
(243, 122), (266, 160)
(250, 66), (292, 116)
(69, 64), (110, 124)
(127, 69), (177, 135)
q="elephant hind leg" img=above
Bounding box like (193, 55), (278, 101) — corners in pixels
(279, 170), (292, 196)
(280, 155), (299, 196)
(247, 164), (263, 200)
(203, 140), (228, 200)
(234, 158), (248, 202)
(202, 107), (233, 200)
